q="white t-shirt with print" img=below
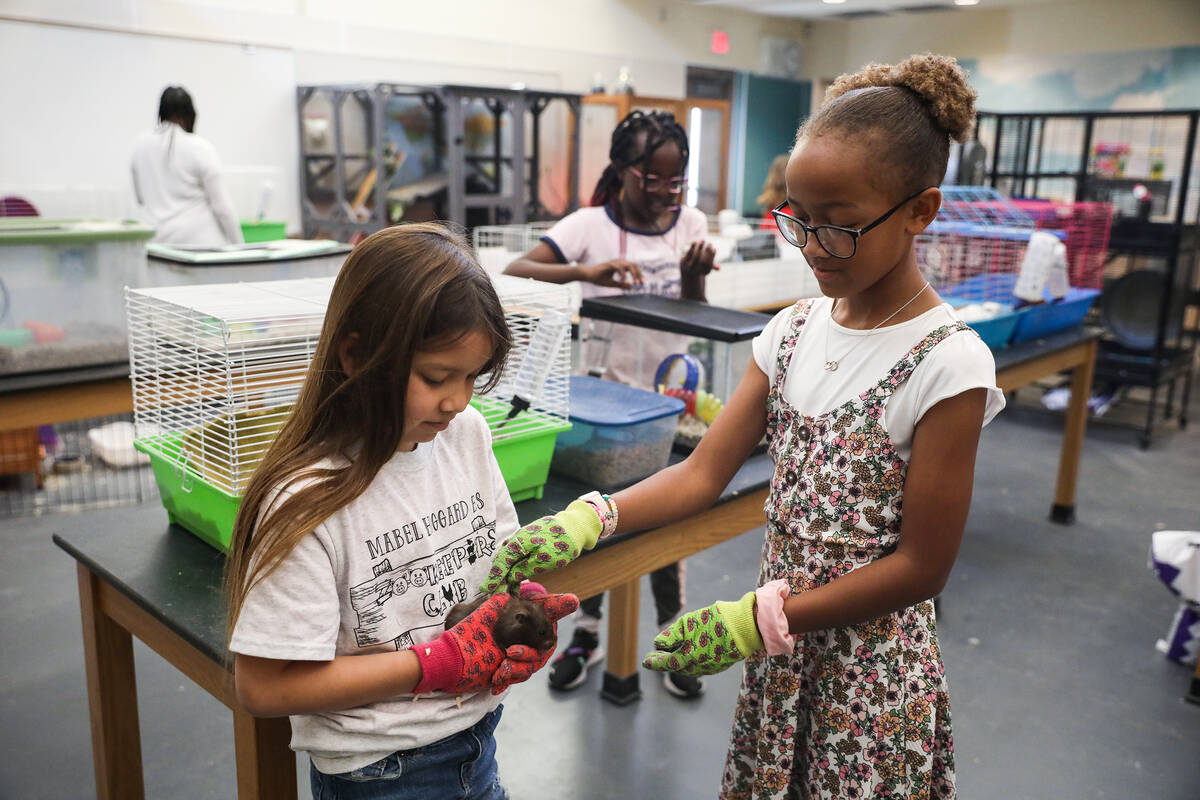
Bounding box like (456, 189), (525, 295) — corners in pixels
(228, 404), (519, 775)
(542, 204), (709, 387)
(752, 298), (1006, 462)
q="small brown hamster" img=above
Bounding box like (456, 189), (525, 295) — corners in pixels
(444, 594), (557, 651)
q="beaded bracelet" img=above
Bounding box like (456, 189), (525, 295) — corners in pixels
(577, 490), (619, 539)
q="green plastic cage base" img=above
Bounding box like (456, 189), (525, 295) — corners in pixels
(239, 220), (287, 242)
(136, 404), (569, 551)
(470, 397), (571, 503)
(135, 436), (240, 553)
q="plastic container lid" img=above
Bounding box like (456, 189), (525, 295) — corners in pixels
(0, 218), (154, 244)
(568, 375), (685, 426)
(146, 239), (351, 265)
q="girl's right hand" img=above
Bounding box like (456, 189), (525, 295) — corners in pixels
(480, 499), (604, 595)
(580, 259), (644, 289)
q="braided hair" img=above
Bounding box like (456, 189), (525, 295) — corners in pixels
(590, 110), (690, 207)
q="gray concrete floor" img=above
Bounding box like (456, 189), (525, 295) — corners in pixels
(2, 391), (1199, 799)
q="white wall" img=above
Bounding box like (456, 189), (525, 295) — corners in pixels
(0, 1), (808, 232)
(805, 0), (1200, 80)
(0, 20), (299, 222)
(1, 0), (808, 82)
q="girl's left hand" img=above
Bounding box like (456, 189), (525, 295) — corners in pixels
(680, 240), (719, 282)
(641, 590), (762, 677)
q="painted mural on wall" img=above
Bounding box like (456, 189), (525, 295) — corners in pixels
(962, 45), (1200, 112)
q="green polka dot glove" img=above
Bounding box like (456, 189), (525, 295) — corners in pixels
(641, 591), (764, 677)
(480, 500), (602, 595)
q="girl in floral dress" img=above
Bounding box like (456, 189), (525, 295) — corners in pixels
(484, 54), (1005, 799)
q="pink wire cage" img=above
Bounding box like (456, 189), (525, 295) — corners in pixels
(1008, 199), (1114, 290)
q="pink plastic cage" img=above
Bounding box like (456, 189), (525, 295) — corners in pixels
(1008, 199), (1113, 290)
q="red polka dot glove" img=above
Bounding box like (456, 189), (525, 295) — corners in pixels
(641, 591), (764, 677)
(411, 584), (580, 695)
(480, 500), (603, 595)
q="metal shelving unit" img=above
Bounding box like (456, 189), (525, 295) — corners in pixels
(973, 109), (1200, 447)
(297, 83), (580, 241)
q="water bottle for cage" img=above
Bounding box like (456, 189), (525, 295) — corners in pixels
(505, 310), (571, 422)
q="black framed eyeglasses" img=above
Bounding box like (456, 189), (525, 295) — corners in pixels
(771, 185), (934, 259)
(628, 166), (687, 194)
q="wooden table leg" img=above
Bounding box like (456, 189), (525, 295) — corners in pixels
(600, 577), (642, 705)
(1050, 339), (1097, 524)
(77, 564), (146, 800)
(1186, 654), (1200, 706)
(233, 709), (297, 799)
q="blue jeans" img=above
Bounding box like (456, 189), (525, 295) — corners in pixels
(309, 706), (507, 800)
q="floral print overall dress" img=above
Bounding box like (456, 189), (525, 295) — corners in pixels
(721, 299), (969, 800)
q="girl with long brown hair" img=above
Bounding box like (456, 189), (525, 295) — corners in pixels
(225, 223), (577, 799)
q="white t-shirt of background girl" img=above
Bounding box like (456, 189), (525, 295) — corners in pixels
(752, 297), (1005, 462)
(542, 204), (709, 388)
(229, 403), (519, 775)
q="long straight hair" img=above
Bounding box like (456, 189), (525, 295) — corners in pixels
(224, 223), (511, 639)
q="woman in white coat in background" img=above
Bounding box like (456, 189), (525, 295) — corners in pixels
(131, 86), (244, 247)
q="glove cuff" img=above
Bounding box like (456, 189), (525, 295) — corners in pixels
(716, 591), (764, 659)
(518, 580), (547, 599)
(411, 633), (463, 694)
(576, 491), (619, 539)
(557, 499), (605, 550)
(755, 579), (796, 657)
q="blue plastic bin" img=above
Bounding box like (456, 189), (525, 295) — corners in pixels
(941, 274), (1025, 350)
(960, 309), (1025, 350)
(551, 376), (685, 490)
(941, 271), (1018, 303)
(1010, 287), (1100, 343)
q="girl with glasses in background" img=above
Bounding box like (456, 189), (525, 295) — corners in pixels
(503, 109), (717, 700)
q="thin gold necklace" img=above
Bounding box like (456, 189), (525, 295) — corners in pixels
(823, 281), (930, 372)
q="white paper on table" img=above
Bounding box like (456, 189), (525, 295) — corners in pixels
(1046, 240), (1070, 300)
(1013, 231), (1061, 303)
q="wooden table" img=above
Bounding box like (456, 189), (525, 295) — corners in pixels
(49, 329), (1101, 798)
(992, 327), (1101, 524)
(52, 457), (771, 800)
(0, 363), (132, 433)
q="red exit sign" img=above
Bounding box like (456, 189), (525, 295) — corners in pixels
(711, 30), (729, 55)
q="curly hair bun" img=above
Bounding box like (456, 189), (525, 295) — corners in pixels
(824, 53), (977, 143)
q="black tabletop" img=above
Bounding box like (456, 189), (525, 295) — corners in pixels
(991, 326), (1102, 372)
(580, 295), (769, 342)
(52, 454), (774, 666)
(0, 362), (129, 394)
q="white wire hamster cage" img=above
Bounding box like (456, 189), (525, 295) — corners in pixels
(125, 272), (576, 550)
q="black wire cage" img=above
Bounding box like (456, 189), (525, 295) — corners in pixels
(296, 83), (581, 242)
(0, 412), (157, 519)
(972, 109), (1200, 448)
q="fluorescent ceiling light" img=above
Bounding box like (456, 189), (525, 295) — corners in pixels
(954, 0), (980, 5)
(822, 0), (847, 4)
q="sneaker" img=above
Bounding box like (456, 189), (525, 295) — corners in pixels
(663, 670), (704, 699)
(548, 628), (604, 691)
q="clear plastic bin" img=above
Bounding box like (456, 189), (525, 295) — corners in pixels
(551, 376), (684, 490)
(0, 219), (153, 376)
(142, 240), (351, 287)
